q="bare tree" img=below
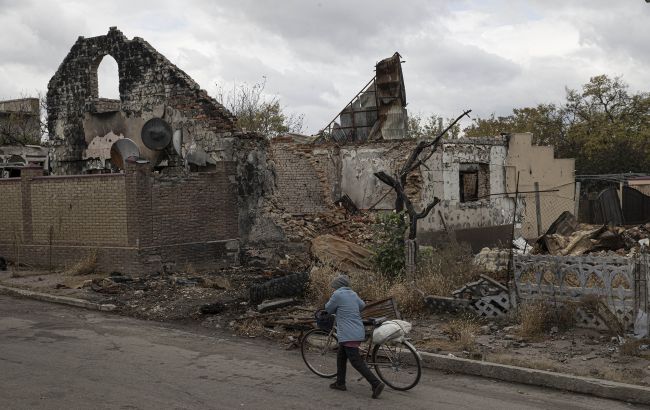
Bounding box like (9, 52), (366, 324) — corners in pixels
(215, 77), (304, 137)
(0, 95), (44, 146)
(374, 110), (472, 242)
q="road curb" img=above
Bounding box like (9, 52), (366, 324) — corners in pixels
(0, 284), (116, 312)
(419, 351), (650, 405)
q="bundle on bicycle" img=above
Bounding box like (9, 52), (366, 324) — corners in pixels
(301, 274), (422, 397)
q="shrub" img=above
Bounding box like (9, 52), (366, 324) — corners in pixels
(371, 212), (407, 278)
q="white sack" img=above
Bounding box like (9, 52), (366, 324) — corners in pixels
(372, 320), (412, 345)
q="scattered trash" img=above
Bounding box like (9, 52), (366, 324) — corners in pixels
(257, 298), (299, 313)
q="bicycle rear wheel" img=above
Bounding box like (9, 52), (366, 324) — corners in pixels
(301, 329), (338, 378)
(371, 340), (421, 390)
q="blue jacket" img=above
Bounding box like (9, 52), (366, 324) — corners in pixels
(325, 287), (365, 343)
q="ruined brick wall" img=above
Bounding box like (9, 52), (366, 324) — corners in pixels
(270, 142), (329, 214)
(47, 27), (237, 174)
(0, 164), (239, 273)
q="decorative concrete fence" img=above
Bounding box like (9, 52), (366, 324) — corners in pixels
(513, 253), (648, 332)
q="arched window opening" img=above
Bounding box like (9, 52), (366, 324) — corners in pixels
(95, 55), (120, 99)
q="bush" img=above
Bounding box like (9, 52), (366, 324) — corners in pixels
(371, 212), (407, 278)
(517, 300), (575, 338)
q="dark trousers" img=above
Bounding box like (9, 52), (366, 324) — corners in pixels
(336, 344), (380, 388)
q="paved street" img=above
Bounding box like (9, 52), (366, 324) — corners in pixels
(0, 295), (639, 410)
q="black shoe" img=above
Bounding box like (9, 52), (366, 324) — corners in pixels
(330, 382), (347, 391)
(372, 382), (385, 399)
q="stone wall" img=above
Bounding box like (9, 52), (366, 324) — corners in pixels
(0, 164), (239, 274)
(47, 27), (237, 174)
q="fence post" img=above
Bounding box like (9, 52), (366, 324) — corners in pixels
(574, 181), (581, 218)
(534, 181), (542, 236)
(405, 239), (418, 277)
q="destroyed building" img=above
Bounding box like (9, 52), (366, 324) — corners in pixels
(0, 98), (47, 178)
(0, 28), (272, 274)
(0, 27), (579, 274)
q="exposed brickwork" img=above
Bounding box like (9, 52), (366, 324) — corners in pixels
(270, 143), (328, 215)
(47, 27), (237, 174)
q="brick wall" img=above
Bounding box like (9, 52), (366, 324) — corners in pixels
(0, 163), (239, 274)
(270, 143), (328, 214)
(30, 174), (128, 245)
(0, 179), (22, 243)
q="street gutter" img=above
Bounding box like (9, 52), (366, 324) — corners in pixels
(420, 351), (650, 406)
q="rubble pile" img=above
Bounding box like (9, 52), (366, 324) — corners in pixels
(265, 199), (376, 247)
(534, 212), (650, 256)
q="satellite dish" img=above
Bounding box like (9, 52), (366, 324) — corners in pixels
(141, 118), (172, 150)
(110, 138), (140, 169)
(172, 129), (183, 156)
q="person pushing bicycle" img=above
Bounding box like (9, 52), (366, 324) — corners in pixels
(325, 274), (385, 399)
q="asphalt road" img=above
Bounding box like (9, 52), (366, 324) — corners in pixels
(0, 295), (640, 410)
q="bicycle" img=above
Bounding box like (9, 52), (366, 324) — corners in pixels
(300, 315), (422, 391)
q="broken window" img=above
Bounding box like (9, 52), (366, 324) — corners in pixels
(459, 163), (490, 202)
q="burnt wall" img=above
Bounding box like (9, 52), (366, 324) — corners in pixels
(47, 27), (237, 174)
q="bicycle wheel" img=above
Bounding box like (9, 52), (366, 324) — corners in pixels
(372, 340), (421, 390)
(301, 329), (338, 378)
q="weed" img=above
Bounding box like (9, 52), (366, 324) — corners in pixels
(443, 315), (481, 351)
(65, 250), (98, 275)
(517, 300), (575, 339)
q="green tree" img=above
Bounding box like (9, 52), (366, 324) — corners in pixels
(463, 75), (650, 174)
(408, 113), (461, 139)
(216, 78), (304, 137)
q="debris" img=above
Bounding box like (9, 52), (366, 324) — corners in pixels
(336, 194), (359, 215)
(199, 302), (226, 315)
(311, 234), (375, 271)
(0, 257), (6, 271)
(202, 276), (231, 290)
(249, 272), (309, 304)
(534, 212), (650, 256)
(257, 298), (299, 313)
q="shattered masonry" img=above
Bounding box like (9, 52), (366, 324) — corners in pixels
(47, 27), (237, 175)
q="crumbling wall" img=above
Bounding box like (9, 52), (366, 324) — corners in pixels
(269, 141), (329, 215)
(419, 137), (515, 250)
(47, 27), (237, 174)
(339, 141), (417, 209)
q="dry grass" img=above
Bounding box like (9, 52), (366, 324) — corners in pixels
(517, 300), (575, 339)
(65, 250), (98, 276)
(307, 242), (479, 315)
(487, 354), (562, 372)
(443, 316), (481, 351)
(232, 319), (266, 338)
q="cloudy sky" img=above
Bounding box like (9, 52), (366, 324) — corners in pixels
(1, 0), (649, 133)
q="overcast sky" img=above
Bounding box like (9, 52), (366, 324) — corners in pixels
(1, 0), (649, 133)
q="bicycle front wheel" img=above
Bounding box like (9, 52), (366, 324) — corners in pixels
(301, 329), (338, 378)
(372, 340), (421, 390)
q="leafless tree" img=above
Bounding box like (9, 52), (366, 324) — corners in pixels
(374, 110), (472, 241)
